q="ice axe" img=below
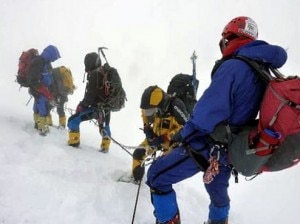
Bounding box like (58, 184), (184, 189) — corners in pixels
(98, 47), (109, 65)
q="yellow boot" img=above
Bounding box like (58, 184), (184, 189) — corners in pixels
(59, 116), (66, 128)
(68, 131), (80, 147)
(33, 113), (40, 130)
(38, 116), (50, 136)
(46, 114), (53, 126)
(132, 147), (147, 183)
(99, 137), (111, 153)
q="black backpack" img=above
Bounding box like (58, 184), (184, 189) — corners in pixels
(97, 63), (126, 112)
(167, 73), (198, 114)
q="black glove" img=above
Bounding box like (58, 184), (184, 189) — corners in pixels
(144, 124), (155, 139)
(169, 131), (183, 146)
(148, 135), (163, 148)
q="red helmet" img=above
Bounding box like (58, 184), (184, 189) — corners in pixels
(222, 16), (258, 40)
(220, 16), (258, 57)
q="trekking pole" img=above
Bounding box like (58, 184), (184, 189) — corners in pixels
(131, 172), (143, 224)
(130, 153), (156, 224)
(98, 47), (109, 64)
(25, 95), (33, 106)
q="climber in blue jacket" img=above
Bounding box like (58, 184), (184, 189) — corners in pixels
(146, 16), (287, 224)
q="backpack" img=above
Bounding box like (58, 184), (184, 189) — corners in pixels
(167, 73), (198, 114)
(52, 66), (75, 96)
(210, 56), (300, 177)
(16, 48), (39, 87)
(97, 63), (126, 112)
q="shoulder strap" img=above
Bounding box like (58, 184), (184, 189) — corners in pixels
(233, 55), (285, 81)
(212, 55), (284, 83)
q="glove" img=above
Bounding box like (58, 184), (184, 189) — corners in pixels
(143, 124), (154, 139)
(169, 130), (183, 146)
(148, 135), (163, 149)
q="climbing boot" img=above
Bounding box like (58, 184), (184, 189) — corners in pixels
(132, 161), (145, 184)
(204, 219), (228, 224)
(33, 113), (40, 130)
(59, 116), (66, 128)
(38, 116), (50, 136)
(99, 137), (111, 153)
(46, 114), (53, 126)
(68, 131), (80, 147)
(156, 212), (181, 224)
(132, 147), (147, 183)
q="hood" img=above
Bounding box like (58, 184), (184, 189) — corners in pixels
(41, 45), (61, 63)
(235, 40), (287, 68)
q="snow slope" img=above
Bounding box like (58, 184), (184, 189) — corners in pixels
(1, 74), (300, 224)
(1, 0), (300, 223)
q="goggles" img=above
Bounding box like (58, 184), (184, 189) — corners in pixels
(144, 108), (160, 116)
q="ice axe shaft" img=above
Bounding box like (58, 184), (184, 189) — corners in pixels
(98, 47), (109, 64)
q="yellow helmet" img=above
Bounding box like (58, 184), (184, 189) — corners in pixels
(140, 85), (170, 116)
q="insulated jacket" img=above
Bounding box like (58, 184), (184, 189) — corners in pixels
(141, 97), (189, 151)
(181, 40), (287, 150)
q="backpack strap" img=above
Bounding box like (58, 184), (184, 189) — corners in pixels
(232, 55), (273, 82)
(212, 55), (283, 82)
(99, 66), (110, 96)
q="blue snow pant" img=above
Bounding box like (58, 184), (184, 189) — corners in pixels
(56, 96), (67, 117)
(67, 107), (111, 136)
(33, 95), (49, 116)
(146, 145), (231, 223)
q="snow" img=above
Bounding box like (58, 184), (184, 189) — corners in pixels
(1, 0), (300, 223)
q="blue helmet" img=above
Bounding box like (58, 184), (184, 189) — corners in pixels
(41, 45), (61, 62)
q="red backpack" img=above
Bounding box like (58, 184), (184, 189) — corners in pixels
(258, 76), (300, 172)
(16, 48), (39, 87)
(227, 56), (300, 176)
